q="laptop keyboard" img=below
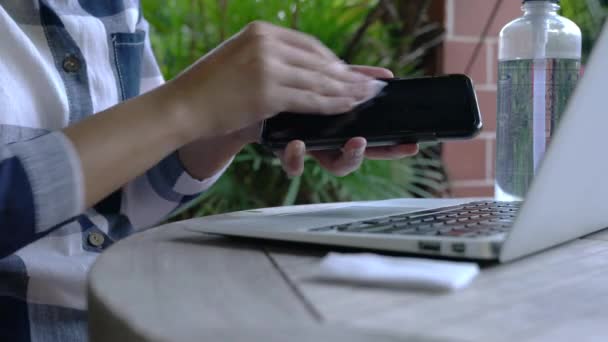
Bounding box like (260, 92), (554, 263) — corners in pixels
(309, 201), (521, 238)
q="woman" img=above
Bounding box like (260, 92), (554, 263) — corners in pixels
(0, 1), (417, 340)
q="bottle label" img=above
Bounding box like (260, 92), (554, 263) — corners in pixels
(498, 59), (580, 138)
(496, 58), (580, 200)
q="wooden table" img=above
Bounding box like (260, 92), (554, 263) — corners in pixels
(88, 199), (608, 342)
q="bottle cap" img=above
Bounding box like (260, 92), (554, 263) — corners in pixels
(523, 0), (559, 3)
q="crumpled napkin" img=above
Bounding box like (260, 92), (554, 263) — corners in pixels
(317, 252), (480, 291)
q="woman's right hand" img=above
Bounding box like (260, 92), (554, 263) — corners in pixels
(163, 21), (387, 142)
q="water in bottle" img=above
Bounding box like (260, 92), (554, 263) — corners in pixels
(495, 0), (582, 201)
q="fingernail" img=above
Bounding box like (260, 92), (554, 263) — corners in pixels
(296, 141), (306, 155)
(352, 80), (387, 106)
(351, 148), (365, 159)
(369, 80), (388, 95)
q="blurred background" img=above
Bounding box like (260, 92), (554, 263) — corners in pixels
(140, 0), (608, 219)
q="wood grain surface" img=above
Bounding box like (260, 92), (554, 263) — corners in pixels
(89, 201), (608, 342)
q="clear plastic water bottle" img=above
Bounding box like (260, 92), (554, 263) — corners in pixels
(495, 0), (582, 201)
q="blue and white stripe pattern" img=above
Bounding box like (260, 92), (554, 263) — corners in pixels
(0, 1), (225, 340)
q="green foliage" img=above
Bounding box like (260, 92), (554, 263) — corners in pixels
(142, 0), (421, 77)
(561, 0), (608, 60)
(141, 0), (447, 217)
(138, 0), (605, 217)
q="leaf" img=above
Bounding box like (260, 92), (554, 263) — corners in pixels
(283, 176), (302, 206)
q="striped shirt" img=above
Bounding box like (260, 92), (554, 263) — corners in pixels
(0, 1), (226, 340)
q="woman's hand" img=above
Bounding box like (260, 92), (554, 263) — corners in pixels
(184, 65), (419, 180)
(165, 21), (386, 143)
(275, 66), (419, 177)
(172, 23), (416, 181)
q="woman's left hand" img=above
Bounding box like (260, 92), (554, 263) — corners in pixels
(182, 65), (419, 180)
(276, 66), (419, 177)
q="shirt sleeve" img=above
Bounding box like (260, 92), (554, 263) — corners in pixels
(0, 131), (85, 258)
(119, 151), (230, 229)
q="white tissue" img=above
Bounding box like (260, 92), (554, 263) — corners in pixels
(317, 252), (480, 291)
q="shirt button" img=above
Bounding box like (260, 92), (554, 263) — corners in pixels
(87, 232), (105, 248)
(62, 55), (81, 73)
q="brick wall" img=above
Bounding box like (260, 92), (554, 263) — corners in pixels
(441, 0), (521, 197)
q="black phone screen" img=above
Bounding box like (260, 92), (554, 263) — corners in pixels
(261, 74), (482, 149)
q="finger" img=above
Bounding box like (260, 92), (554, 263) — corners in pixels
(272, 44), (372, 83)
(275, 63), (386, 101)
(245, 21), (339, 61)
(277, 140), (306, 177)
(364, 144), (419, 160)
(309, 137), (367, 177)
(278, 87), (356, 114)
(271, 25), (339, 61)
(349, 65), (394, 79)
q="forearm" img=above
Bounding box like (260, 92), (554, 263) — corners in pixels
(64, 85), (188, 209)
(177, 124), (260, 180)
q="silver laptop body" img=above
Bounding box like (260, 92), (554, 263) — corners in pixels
(189, 25), (608, 263)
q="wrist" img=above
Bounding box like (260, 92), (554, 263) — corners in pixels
(156, 80), (206, 145)
(177, 134), (243, 180)
(233, 122), (263, 146)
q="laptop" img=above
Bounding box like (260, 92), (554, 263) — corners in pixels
(189, 24), (608, 263)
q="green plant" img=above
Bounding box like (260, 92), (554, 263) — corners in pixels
(142, 0), (447, 217)
(561, 0), (608, 60)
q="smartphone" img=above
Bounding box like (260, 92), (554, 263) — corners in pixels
(260, 74), (482, 150)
